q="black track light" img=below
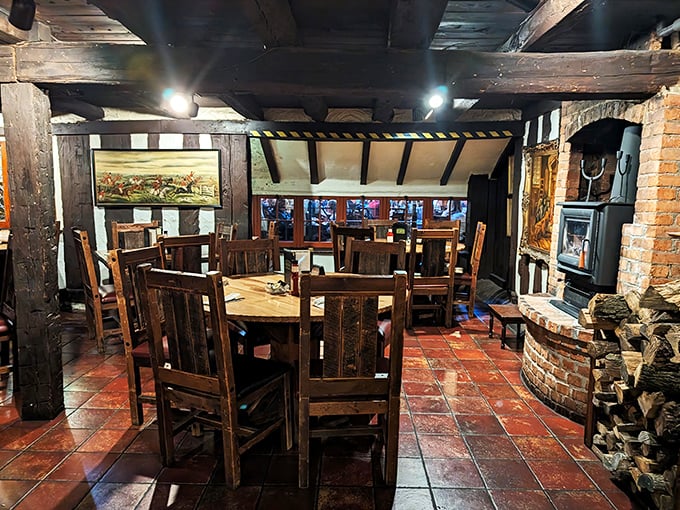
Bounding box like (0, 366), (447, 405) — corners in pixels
(9, 0), (36, 31)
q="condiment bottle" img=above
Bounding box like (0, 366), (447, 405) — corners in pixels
(386, 229), (394, 243)
(291, 260), (300, 296)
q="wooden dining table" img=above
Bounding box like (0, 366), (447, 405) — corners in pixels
(220, 272), (392, 364)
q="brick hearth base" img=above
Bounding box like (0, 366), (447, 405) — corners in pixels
(518, 295), (594, 423)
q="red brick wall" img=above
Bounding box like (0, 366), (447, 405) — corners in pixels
(547, 88), (680, 296)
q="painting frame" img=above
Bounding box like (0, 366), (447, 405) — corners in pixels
(520, 140), (559, 263)
(0, 142), (10, 229)
(92, 149), (222, 208)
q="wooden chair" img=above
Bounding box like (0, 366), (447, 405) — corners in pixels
(363, 219), (394, 239)
(216, 222), (238, 241)
(407, 227), (459, 328)
(219, 237), (280, 277)
(137, 264), (293, 489)
(111, 221), (160, 249)
(0, 234), (14, 389)
(109, 245), (166, 425)
(343, 238), (406, 275)
(157, 233), (216, 273)
(298, 271), (407, 488)
(72, 228), (121, 353)
(453, 221), (486, 317)
(330, 223), (374, 272)
(423, 218), (461, 231)
(267, 220), (278, 239)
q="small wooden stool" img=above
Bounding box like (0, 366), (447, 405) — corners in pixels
(488, 303), (525, 349)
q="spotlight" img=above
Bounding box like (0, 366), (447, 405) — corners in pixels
(9, 0), (35, 31)
(162, 89), (199, 118)
(425, 85), (449, 110)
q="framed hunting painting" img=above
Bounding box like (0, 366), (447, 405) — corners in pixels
(92, 149), (221, 207)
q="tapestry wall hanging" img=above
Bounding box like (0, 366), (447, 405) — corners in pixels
(92, 149), (221, 207)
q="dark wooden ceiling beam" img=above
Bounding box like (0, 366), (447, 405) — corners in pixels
(389, 0), (448, 49)
(307, 140), (319, 185)
(260, 138), (280, 183)
(440, 140), (466, 185)
(372, 98), (395, 123)
(239, 0), (298, 47)
(50, 97), (105, 120)
(360, 141), (371, 185)
(218, 92), (264, 120)
(499, 0), (587, 52)
(396, 141), (413, 185)
(4, 44), (680, 99)
(300, 96), (328, 122)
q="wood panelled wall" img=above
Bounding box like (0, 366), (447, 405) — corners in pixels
(58, 132), (249, 290)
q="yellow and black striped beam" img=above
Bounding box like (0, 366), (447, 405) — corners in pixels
(246, 121), (522, 141)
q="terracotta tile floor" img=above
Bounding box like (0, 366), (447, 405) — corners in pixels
(0, 309), (646, 509)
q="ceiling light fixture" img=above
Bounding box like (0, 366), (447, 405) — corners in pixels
(9, 0), (36, 31)
(425, 85), (449, 111)
(162, 89), (199, 118)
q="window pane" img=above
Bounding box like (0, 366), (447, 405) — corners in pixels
(276, 198), (295, 241)
(260, 198), (278, 237)
(365, 199), (380, 220)
(346, 199), (363, 226)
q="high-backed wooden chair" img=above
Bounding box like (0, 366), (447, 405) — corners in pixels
(219, 237), (280, 277)
(344, 238), (406, 275)
(111, 221), (160, 249)
(453, 221), (486, 317)
(407, 227), (459, 328)
(109, 245), (166, 425)
(267, 220), (278, 239)
(363, 219), (394, 239)
(330, 224), (374, 272)
(298, 271), (407, 488)
(137, 265), (293, 489)
(72, 228), (121, 353)
(157, 233), (216, 273)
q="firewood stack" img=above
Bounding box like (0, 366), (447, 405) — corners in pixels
(579, 280), (680, 510)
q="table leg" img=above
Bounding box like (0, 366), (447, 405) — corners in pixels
(489, 314), (494, 338)
(501, 323), (507, 349)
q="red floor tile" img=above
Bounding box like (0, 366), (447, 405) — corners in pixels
(440, 381), (481, 397)
(398, 433), (420, 457)
(489, 489), (555, 510)
(433, 368), (469, 383)
(477, 383), (520, 399)
(498, 415), (552, 436)
(528, 460), (596, 490)
(30, 426), (93, 452)
(62, 408), (117, 429)
(77, 428), (138, 453)
(76, 481), (152, 508)
(412, 414), (459, 435)
(136, 483), (206, 510)
(402, 381), (442, 396)
(456, 414), (505, 435)
(13, 480), (92, 510)
(512, 436), (573, 460)
(46, 451), (119, 482)
(547, 490), (615, 510)
(432, 488), (495, 509)
(395, 457), (428, 487)
(466, 369), (506, 384)
(446, 396), (492, 415)
(407, 395), (450, 414)
(402, 368), (436, 383)
(487, 398), (534, 416)
(317, 487), (374, 509)
(0, 480), (38, 508)
(418, 434), (470, 458)
(320, 456), (373, 486)
(424, 458), (484, 488)
(465, 435), (521, 459)
(476, 458), (541, 489)
(0, 450), (68, 480)
(541, 415), (584, 438)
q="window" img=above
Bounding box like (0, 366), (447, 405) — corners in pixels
(303, 199), (336, 242)
(253, 196), (466, 247)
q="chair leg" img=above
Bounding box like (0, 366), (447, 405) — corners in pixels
(298, 397), (310, 488)
(156, 393), (175, 467)
(128, 362), (144, 426)
(281, 372), (293, 451)
(384, 397), (400, 486)
(222, 425), (240, 489)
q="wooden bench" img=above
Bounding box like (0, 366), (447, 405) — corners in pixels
(488, 303), (525, 349)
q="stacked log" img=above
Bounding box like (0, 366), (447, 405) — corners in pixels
(581, 280), (680, 510)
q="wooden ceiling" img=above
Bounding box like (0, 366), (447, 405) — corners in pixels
(1, 0), (679, 121)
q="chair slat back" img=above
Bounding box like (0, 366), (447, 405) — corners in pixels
(158, 233), (216, 273)
(216, 223), (238, 241)
(219, 238), (280, 276)
(343, 239), (406, 275)
(109, 245), (165, 348)
(72, 228), (100, 300)
(138, 266), (232, 384)
(423, 219), (461, 231)
(112, 221), (160, 250)
(330, 224), (374, 272)
(299, 272), (407, 386)
(469, 222), (487, 277)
